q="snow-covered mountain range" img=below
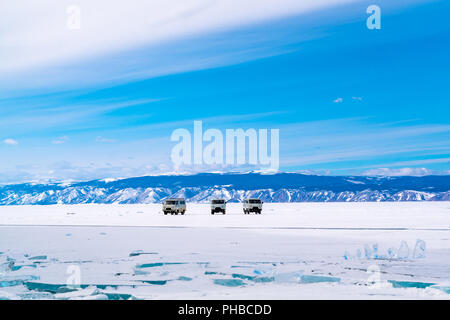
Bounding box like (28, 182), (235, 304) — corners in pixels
(0, 173), (448, 205)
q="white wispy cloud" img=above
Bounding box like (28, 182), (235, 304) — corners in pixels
(360, 158), (450, 169)
(0, 0), (362, 94)
(333, 97), (343, 103)
(279, 118), (450, 167)
(52, 136), (69, 144)
(1, 0), (358, 74)
(362, 167), (434, 177)
(0, 98), (163, 137)
(95, 136), (117, 143)
(3, 138), (18, 145)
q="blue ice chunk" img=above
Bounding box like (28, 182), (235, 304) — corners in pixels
(344, 250), (351, 260)
(25, 282), (73, 293)
(413, 239), (426, 259)
(136, 262), (185, 268)
(1, 260), (14, 272)
(196, 262), (209, 267)
(230, 265), (253, 268)
(25, 282), (136, 293)
(231, 273), (274, 283)
(141, 280), (167, 285)
(133, 268), (149, 276)
(388, 280), (435, 289)
(103, 292), (139, 300)
(129, 250), (158, 257)
(10, 264), (37, 271)
(387, 248), (397, 259)
(372, 244), (379, 259)
(274, 271), (303, 283)
(177, 276), (193, 281)
(397, 241), (409, 260)
(29, 255), (47, 261)
(431, 286), (450, 294)
(253, 266), (275, 276)
(213, 279), (246, 287)
(1, 275), (39, 287)
(364, 244), (372, 259)
(356, 249), (362, 260)
(54, 286), (99, 299)
(204, 271), (226, 275)
(300, 275), (340, 284)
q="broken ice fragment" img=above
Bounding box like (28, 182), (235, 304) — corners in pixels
(25, 282), (71, 293)
(10, 264), (37, 271)
(372, 244), (379, 259)
(213, 279), (246, 287)
(1, 275), (39, 287)
(29, 255), (47, 261)
(129, 250), (158, 257)
(204, 271), (226, 275)
(413, 239), (426, 259)
(364, 244), (372, 259)
(177, 276), (193, 281)
(300, 275), (340, 284)
(25, 282), (135, 293)
(388, 280), (435, 289)
(356, 249), (362, 260)
(141, 280), (167, 285)
(431, 286), (450, 294)
(387, 248), (397, 259)
(274, 271), (303, 283)
(253, 266), (275, 276)
(54, 286), (99, 299)
(344, 250), (351, 260)
(136, 262), (185, 268)
(397, 241), (409, 260)
(102, 292), (138, 300)
(232, 273), (274, 283)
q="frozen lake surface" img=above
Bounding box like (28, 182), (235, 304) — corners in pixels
(1, 202), (450, 299)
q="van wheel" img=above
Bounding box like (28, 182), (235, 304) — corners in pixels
(223, 210), (226, 215)
(164, 212), (168, 215)
(181, 211), (185, 215)
(211, 210), (214, 215)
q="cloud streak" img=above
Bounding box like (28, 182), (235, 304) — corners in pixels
(1, 0), (358, 74)
(3, 138), (18, 145)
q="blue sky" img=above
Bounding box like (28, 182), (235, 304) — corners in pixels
(0, 0), (449, 183)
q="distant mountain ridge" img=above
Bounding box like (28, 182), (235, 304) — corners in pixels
(0, 173), (449, 205)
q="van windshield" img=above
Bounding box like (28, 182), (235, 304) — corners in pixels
(212, 200), (225, 204)
(249, 199), (261, 204)
(165, 200), (177, 205)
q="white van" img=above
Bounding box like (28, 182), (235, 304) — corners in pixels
(243, 198), (263, 214)
(163, 198), (186, 215)
(211, 199), (226, 215)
